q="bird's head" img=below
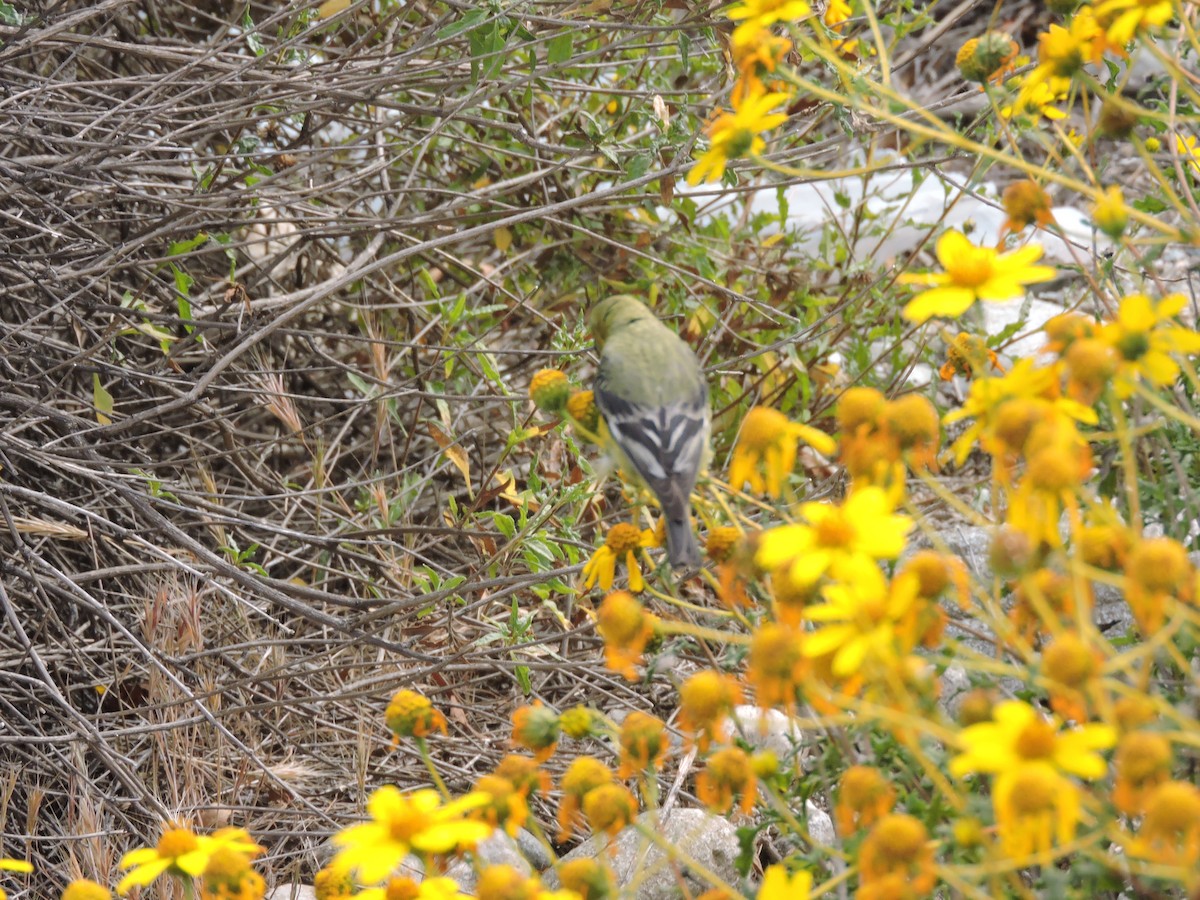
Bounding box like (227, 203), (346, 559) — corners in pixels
(588, 295), (653, 347)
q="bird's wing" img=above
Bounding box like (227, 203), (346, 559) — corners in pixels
(594, 377), (709, 497)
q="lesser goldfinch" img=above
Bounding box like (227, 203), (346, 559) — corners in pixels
(589, 295), (710, 568)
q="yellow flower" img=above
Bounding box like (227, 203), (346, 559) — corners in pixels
(1098, 292), (1200, 398)
(857, 815), (935, 893)
(61, 881), (112, 900)
(731, 27), (792, 84)
(596, 590), (658, 681)
(757, 864), (813, 899)
(582, 784), (638, 837)
(472, 775), (530, 837)
(1002, 180), (1054, 234)
(331, 787), (493, 883)
(746, 623), (807, 713)
(823, 0), (858, 56)
(956, 31), (1019, 83)
(1092, 184), (1128, 238)
(705, 525), (743, 563)
(1004, 421), (1091, 547)
(385, 690), (448, 740)
(582, 522), (655, 593)
(835, 766), (896, 835)
(0, 860), (32, 874)
(474, 866), (580, 900)
(950, 700), (1115, 780)
(940, 332), (1001, 381)
(943, 358), (1097, 468)
(900, 230), (1056, 323)
(697, 747), (758, 816)
(1175, 133), (1200, 178)
(529, 369), (571, 413)
(510, 701), (561, 762)
(1128, 780), (1200, 868)
(559, 705), (602, 740)
(617, 710), (669, 778)
(727, 0), (812, 38)
(678, 670), (743, 752)
(1002, 77), (1071, 124)
(493, 755), (551, 800)
(566, 390), (599, 435)
(117, 826), (261, 895)
(313, 863), (356, 900)
(353, 875), (472, 900)
(803, 566), (921, 678)
(687, 88), (791, 185)
(199, 847), (266, 900)
(556, 757), (614, 841)
(1113, 731), (1173, 815)
(728, 406), (836, 497)
(1125, 536), (1195, 634)
(559, 859), (616, 900)
(1094, 0), (1174, 45)
(992, 762), (1081, 859)
(756, 486), (912, 587)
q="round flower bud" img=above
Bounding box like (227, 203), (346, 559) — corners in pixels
(529, 369), (571, 413)
(956, 32), (1017, 83)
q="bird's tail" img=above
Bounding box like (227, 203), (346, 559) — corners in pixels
(665, 510), (700, 569)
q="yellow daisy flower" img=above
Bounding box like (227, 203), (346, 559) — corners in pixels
(1098, 292), (1200, 398)
(117, 826), (261, 895)
(757, 864), (813, 899)
(756, 486), (912, 587)
(1094, 0), (1174, 45)
(950, 700), (1115, 780)
(582, 522), (656, 593)
(687, 87), (791, 185)
(728, 406), (836, 498)
(900, 230), (1056, 323)
(332, 788), (492, 884)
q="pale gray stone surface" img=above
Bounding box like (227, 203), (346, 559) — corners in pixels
(722, 705), (807, 765)
(445, 831), (534, 891)
(547, 808), (740, 900)
(266, 886), (316, 900)
(802, 800), (837, 847)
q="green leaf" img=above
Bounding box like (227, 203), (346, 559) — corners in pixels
(92, 374), (113, 425)
(243, 9), (265, 56)
(627, 152), (651, 181)
(548, 32), (572, 64)
(172, 265), (195, 334)
(168, 233), (209, 256)
(436, 8), (487, 39)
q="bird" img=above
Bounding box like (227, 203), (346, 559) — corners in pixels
(589, 295), (710, 568)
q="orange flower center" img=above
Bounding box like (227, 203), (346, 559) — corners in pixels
(740, 407), (789, 450)
(387, 806), (432, 844)
(605, 523), (643, 555)
(1008, 766), (1059, 815)
(946, 249), (995, 288)
(870, 815), (927, 864)
(1145, 783), (1200, 834)
(156, 828), (199, 859)
(1015, 720), (1058, 761)
(814, 511), (855, 548)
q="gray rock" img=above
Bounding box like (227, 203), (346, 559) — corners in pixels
(445, 831), (533, 892)
(549, 808), (739, 900)
(515, 827), (554, 871)
(266, 886), (316, 900)
(803, 800), (836, 847)
(722, 705), (807, 766)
